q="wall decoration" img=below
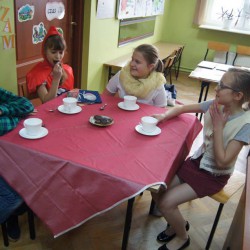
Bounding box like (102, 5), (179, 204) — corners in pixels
(152, 0), (165, 15)
(0, 4), (15, 49)
(46, 2), (65, 21)
(96, 0), (116, 19)
(117, 0), (165, 19)
(18, 4), (34, 22)
(32, 22), (47, 44)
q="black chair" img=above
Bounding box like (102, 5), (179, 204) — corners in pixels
(204, 41), (230, 64)
(1, 203), (36, 247)
(173, 46), (184, 80)
(163, 52), (177, 84)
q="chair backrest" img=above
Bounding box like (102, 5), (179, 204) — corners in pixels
(204, 41), (230, 64)
(18, 81), (42, 107)
(163, 54), (176, 78)
(174, 46), (184, 65)
(233, 45), (250, 67)
(210, 170), (245, 204)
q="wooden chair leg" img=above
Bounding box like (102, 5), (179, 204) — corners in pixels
(205, 203), (224, 250)
(1, 222), (9, 247)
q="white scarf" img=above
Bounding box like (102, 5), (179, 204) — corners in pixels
(119, 64), (165, 99)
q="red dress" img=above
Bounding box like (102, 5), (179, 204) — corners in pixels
(26, 26), (74, 94)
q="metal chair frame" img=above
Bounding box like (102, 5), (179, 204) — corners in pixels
(204, 41), (230, 64)
(1, 206), (36, 247)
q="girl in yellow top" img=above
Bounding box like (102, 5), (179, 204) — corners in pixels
(105, 44), (167, 107)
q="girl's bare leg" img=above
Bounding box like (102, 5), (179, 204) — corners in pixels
(154, 176), (198, 249)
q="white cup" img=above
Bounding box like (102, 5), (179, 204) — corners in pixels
(141, 116), (158, 133)
(24, 118), (42, 136)
(63, 97), (77, 112)
(123, 95), (137, 108)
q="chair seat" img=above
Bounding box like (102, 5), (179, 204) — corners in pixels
(210, 170), (245, 203)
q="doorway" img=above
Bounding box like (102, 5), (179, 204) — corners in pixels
(14, 0), (84, 101)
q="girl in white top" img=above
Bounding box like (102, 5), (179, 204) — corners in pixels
(151, 68), (250, 250)
(105, 44), (167, 107)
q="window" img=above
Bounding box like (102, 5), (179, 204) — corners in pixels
(199, 0), (250, 32)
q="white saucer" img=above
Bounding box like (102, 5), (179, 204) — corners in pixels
(19, 127), (48, 139)
(135, 124), (161, 136)
(58, 105), (82, 114)
(118, 102), (139, 111)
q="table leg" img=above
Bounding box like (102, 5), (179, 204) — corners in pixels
(108, 67), (112, 81)
(196, 81), (210, 121)
(122, 197), (135, 250)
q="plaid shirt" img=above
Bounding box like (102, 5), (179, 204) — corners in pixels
(0, 87), (34, 136)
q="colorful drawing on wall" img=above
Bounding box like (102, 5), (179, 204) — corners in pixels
(152, 0), (165, 15)
(117, 0), (165, 19)
(32, 22), (47, 44)
(18, 4), (34, 22)
(46, 2), (65, 21)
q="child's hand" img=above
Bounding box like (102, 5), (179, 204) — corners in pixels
(152, 114), (165, 123)
(52, 62), (63, 81)
(209, 100), (229, 131)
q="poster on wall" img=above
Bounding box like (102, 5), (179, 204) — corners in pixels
(32, 22), (47, 44)
(117, 0), (165, 19)
(152, 0), (165, 15)
(96, 0), (116, 19)
(46, 2), (65, 21)
(18, 4), (34, 22)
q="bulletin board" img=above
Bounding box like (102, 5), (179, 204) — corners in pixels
(117, 0), (165, 20)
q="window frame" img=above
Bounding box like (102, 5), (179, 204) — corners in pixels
(197, 0), (250, 35)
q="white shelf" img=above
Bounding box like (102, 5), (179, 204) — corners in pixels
(199, 24), (250, 36)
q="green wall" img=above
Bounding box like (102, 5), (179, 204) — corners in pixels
(162, 0), (250, 72)
(0, 0), (17, 93)
(82, 1), (166, 92)
(1, 0), (250, 95)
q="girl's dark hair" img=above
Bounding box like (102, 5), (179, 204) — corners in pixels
(228, 67), (250, 108)
(134, 44), (164, 72)
(44, 35), (66, 51)
(44, 35), (67, 84)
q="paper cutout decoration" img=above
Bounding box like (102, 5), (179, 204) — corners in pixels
(18, 4), (34, 22)
(46, 2), (65, 21)
(32, 22), (47, 44)
(2, 34), (15, 49)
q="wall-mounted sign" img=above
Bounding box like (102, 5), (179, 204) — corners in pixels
(32, 22), (46, 44)
(18, 4), (34, 22)
(46, 2), (65, 21)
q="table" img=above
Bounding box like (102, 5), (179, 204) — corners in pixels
(189, 61), (233, 120)
(104, 42), (184, 80)
(189, 61), (233, 103)
(0, 94), (202, 247)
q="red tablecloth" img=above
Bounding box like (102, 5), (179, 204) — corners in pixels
(0, 94), (202, 237)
